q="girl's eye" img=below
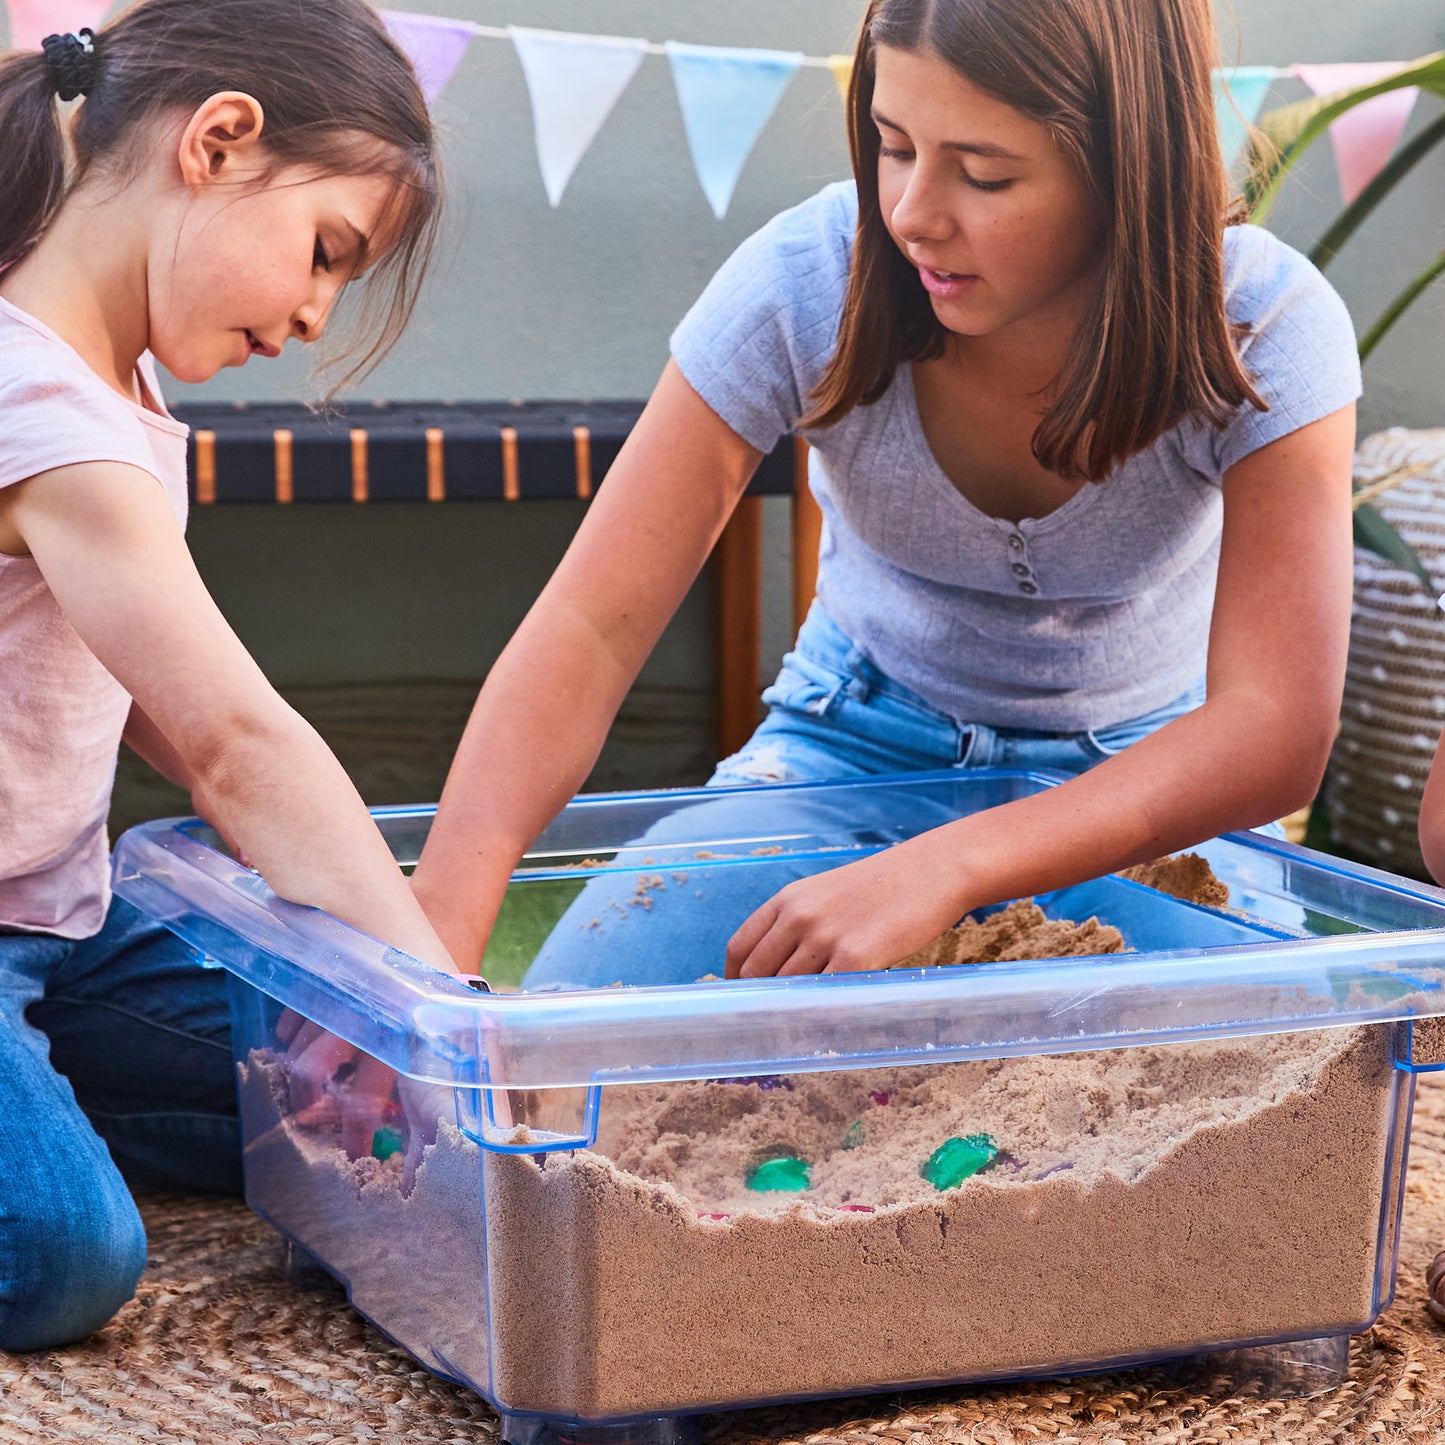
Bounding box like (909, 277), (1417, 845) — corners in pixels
(313, 238), (332, 272)
(964, 175), (1013, 193)
(878, 143), (913, 161)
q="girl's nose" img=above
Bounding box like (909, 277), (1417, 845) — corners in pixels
(290, 299), (327, 344)
(889, 166), (954, 247)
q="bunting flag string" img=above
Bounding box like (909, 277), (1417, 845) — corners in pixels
(666, 42), (804, 218)
(1, 2), (1424, 219)
(381, 10), (478, 106)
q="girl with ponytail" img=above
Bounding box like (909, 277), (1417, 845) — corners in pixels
(0, 0), (453, 1349)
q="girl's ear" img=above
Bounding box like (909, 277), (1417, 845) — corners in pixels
(176, 92), (268, 188)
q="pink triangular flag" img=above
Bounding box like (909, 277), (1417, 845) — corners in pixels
(1294, 62), (1420, 205)
(7, 0), (111, 50)
(381, 10), (478, 107)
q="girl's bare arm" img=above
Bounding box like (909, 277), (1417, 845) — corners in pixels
(3, 460), (456, 976)
(411, 360), (764, 970)
(1420, 734), (1445, 882)
(726, 403), (1358, 976)
(122, 702), (192, 790)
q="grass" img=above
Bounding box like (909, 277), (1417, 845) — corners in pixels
(480, 878), (586, 990)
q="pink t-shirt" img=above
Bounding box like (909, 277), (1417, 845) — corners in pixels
(0, 294), (189, 938)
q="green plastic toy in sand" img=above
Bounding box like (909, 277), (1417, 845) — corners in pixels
(371, 1125), (404, 1161)
(921, 1134), (998, 1189)
(746, 1155), (811, 1192)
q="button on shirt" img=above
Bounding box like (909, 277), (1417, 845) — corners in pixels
(672, 181), (1361, 731)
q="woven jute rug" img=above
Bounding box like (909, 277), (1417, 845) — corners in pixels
(8, 1077), (1445, 1445)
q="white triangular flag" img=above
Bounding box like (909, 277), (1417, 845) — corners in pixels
(510, 27), (648, 207)
(665, 41), (803, 219)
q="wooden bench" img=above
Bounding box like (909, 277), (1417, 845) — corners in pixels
(172, 400), (821, 759)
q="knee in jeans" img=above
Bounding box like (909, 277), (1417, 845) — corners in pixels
(0, 1183), (146, 1351)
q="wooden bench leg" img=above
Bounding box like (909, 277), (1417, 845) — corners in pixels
(713, 496), (763, 761)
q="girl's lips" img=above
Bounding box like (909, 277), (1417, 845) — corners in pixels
(917, 266), (979, 300)
(244, 330), (279, 358)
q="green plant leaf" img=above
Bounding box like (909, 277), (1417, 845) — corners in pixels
(1311, 111), (1445, 269)
(1247, 52), (1445, 222)
(1358, 248), (1445, 363)
(1353, 500), (1440, 605)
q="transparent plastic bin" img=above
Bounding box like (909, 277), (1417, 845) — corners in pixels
(111, 768), (1445, 1442)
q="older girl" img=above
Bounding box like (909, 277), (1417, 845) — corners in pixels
(415, 0), (1359, 985)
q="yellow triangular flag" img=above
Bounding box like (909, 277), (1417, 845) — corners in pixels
(827, 54), (852, 102)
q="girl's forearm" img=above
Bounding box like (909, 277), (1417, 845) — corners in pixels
(411, 614), (640, 969)
(1420, 738), (1445, 884)
(194, 713), (457, 975)
(122, 703), (193, 790)
(937, 693), (1331, 915)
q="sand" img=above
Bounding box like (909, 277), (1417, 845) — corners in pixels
(236, 1060), (493, 1391)
(240, 1029), (1403, 1420)
(1120, 852), (1231, 907)
(235, 857), (1408, 1419)
(480, 1028), (1399, 1417)
(892, 851), (1231, 970)
(895, 899), (1124, 969)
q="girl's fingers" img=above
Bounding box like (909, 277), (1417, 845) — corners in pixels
(398, 1077), (453, 1195)
(725, 901), (782, 978)
(776, 941), (835, 976)
(293, 1096), (342, 1129)
(734, 915), (807, 979)
(284, 1020), (326, 1063)
(275, 1007), (306, 1048)
(288, 1031), (355, 1112)
(340, 1054), (397, 1159)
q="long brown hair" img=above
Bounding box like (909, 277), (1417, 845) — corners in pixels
(804, 0), (1266, 481)
(0, 0), (442, 390)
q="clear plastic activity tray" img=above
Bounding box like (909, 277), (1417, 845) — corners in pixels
(113, 768), (1445, 1443)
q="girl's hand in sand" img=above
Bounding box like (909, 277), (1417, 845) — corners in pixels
(724, 838), (970, 977)
(395, 1077), (458, 1194)
(278, 1010), (400, 1160)
(276, 1010), (455, 1190)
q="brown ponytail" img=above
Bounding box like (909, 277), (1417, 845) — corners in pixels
(0, 48), (73, 275)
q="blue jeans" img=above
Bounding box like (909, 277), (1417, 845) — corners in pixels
(521, 604), (1207, 991)
(0, 895), (239, 1352)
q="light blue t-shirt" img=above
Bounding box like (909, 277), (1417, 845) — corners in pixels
(671, 181), (1361, 732)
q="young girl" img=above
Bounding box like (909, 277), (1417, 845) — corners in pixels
(412, 0), (1360, 989)
(0, 0), (453, 1350)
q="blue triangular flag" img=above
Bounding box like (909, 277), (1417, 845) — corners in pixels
(665, 41), (803, 219)
(1213, 66), (1275, 169)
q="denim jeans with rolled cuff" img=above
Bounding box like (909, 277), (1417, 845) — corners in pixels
(0, 896), (239, 1352)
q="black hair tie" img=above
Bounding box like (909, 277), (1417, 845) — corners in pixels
(41, 28), (100, 102)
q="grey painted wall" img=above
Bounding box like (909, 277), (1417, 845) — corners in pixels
(164, 0), (1444, 430)
(172, 0), (1441, 694)
(32, 0), (1433, 810)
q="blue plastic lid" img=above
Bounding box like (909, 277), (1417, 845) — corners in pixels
(111, 768), (1445, 1090)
